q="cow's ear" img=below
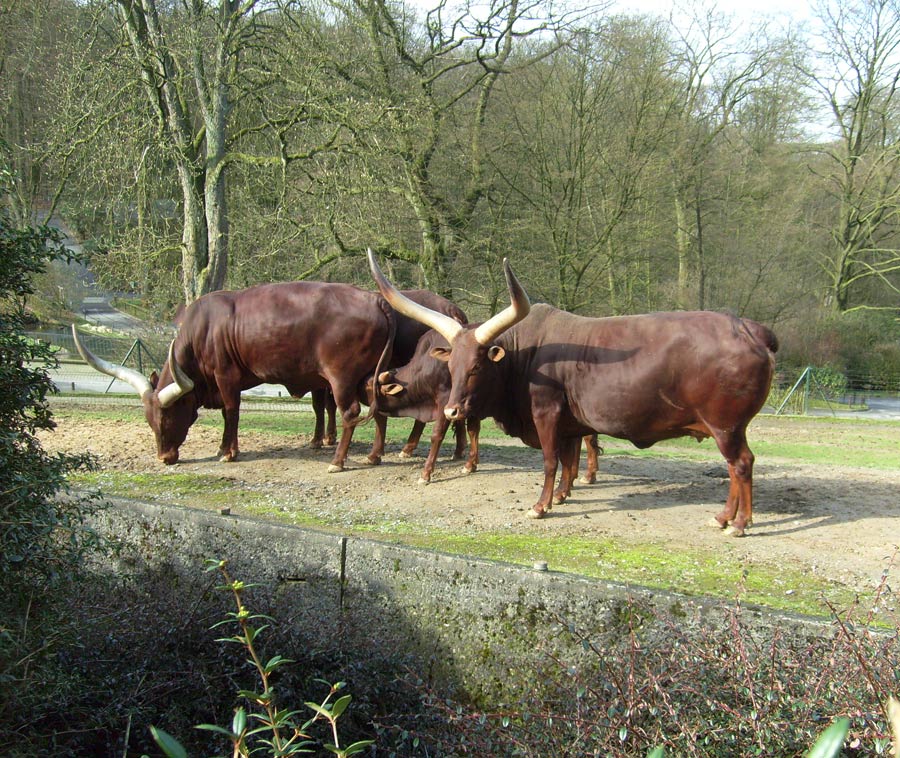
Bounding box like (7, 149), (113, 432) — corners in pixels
(382, 382), (405, 396)
(430, 346), (451, 362)
(149, 371), (160, 388)
(487, 345), (506, 363)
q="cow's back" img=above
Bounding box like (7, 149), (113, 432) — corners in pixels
(177, 282), (392, 397)
(502, 305), (776, 445)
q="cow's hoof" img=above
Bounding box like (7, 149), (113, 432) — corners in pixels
(398, 450), (413, 459)
(579, 476), (595, 485)
(707, 516), (727, 529)
(552, 493), (568, 505)
(461, 465), (475, 475)
(417, 476), (430, 485)
(366, 456), (382, 466)
(527, 508), (546, 519)
(310, 441), (323, 450)
(220, 454), (237, 463)
(724, 524), (746, 537)
(327, 464), (344, 473)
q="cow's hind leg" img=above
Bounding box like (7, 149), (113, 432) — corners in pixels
(366, 414), (387, 465)
(553, 436), (581, 504)
(711, 428), (755, 537)
(463, 418), (480, 474)
(451, 420), (466, 460)
(400, 420), (426, 459)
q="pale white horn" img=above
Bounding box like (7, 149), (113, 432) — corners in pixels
(71, 324), (153, 400)
(368, 249), (463, 345)
(472, 258), (531, 346)
(157, 341), (195, 408)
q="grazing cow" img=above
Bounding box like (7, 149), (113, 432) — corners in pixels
(72, 282), (396, 470)
(369, 251), (778, 536)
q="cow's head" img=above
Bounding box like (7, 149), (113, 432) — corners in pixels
(367, 249), (530, 421)
(369, 330), (454, 419)
(71, 326), (198, 464)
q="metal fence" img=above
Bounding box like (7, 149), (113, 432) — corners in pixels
(31, 330), (899, 416)
(28, 329), (171, 374)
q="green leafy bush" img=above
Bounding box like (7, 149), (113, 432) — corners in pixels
(151, 559), (373, 758)
(0, 161), (100, 596)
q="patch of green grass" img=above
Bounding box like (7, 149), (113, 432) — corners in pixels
(76, 470), (237, 506)
(388, 531), (861, 619)
(56, 403), (898, 621)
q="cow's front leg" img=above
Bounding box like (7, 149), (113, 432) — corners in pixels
(219, 405), (241, 462)
(528, 410), (562, 519)
(366, 414), (387, 465)
(419, 415), (451, 483)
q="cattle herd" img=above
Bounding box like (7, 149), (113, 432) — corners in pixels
(72, 250), (778, 537)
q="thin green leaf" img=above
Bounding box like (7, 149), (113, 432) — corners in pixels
(343, 739), (376, 755)
(196, 723), (238, 737)
(264, 654), (295, 673)
(806, 718), (850, 758)
(330, 694), (352, 720)
(305, 702), (333, 719)
(150, 726), (189, 758)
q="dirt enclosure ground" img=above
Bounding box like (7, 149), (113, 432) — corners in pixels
(42, 407), (900, 598)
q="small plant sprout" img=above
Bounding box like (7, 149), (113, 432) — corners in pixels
(149, 559), (373, 757)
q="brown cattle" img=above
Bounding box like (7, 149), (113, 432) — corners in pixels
(369, 251), (777, 536)
(309, 289), (470, 473)
(374, 328), (601, 485)
(370, 328), (482, 483)
(72, 282), (396, 470)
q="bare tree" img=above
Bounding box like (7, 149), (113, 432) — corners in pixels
(318, 0), (583, 295)
(488, 17), (676, 313)
(666, 8), (798, 311)
(804, 0), (900, 313)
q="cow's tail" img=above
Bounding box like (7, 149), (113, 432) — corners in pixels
(361, 296), (397, 424)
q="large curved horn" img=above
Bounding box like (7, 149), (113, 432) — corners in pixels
(157, 341), (195, 408)
(71, 324), (153, 400)
(368, 249), (463, 345)
(472, 258), (531, 346)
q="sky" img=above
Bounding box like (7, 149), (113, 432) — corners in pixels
(608, 0), (817, 29)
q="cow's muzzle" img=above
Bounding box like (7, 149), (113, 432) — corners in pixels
(444, 406), (464, 421)
(159, 450), (179, 465)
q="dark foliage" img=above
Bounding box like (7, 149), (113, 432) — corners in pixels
(0, 178), (99, 591)
(2, 555), (895, 757)
(0, 147), (103, 751)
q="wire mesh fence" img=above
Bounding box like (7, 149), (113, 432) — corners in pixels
(30, 331), (899, 417)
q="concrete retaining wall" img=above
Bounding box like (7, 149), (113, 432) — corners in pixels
(94, 498), (829, 704)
